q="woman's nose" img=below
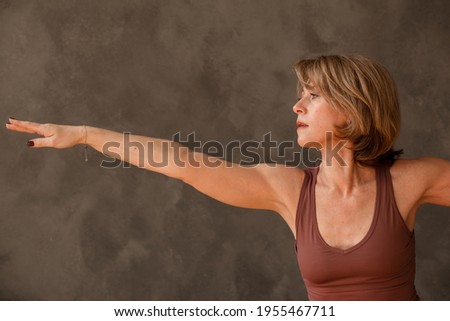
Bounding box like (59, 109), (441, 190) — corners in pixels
(292, 100), (304, 115)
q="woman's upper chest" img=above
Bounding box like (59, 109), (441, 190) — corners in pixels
(313, 162), (420, 249)
(314, 180), (378, 250)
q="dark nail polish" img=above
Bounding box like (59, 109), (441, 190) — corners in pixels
(6, 121), (11, 125)
(26, 141), (34, 147)
(10, 117), (15, 119)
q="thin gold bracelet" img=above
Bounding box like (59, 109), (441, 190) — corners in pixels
(84, 125), (88, 162)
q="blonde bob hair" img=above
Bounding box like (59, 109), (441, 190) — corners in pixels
(293, 55), (403, 166)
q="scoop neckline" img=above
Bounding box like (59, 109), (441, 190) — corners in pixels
(311, 163), (381, 255)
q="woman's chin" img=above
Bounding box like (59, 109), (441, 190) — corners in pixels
(297, 138), (322, 149)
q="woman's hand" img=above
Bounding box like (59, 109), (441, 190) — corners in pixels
(6, 117), (85, 149)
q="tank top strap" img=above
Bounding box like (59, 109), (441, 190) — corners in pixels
(376, 162), (393, 204)
(295, 160), (321, 242)
(374, 161), (412, 235)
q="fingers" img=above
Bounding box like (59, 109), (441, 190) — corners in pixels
(5, 123), (37, 134)
(7, 118), (46, 135)
(6, 118), (52, 148)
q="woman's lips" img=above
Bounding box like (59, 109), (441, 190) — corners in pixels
(296, 121), (308, 129)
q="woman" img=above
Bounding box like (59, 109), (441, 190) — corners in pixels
(6, 55), (450, 300)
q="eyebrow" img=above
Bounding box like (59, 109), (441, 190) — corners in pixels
(303, 83), (316, 91)
(297, 83), (317, 96)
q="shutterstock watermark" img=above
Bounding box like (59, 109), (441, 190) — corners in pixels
(99, 131), (348, 169)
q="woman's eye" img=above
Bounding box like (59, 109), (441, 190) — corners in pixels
(310, 93), (319, 99)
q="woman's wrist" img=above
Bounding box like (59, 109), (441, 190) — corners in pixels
(76, 125), (88, 146)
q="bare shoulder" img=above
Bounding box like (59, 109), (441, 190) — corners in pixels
(256, 163), (305, 206)
(390, 157), (449, 184)
(391, 157), (450, 207)
(256, 163), (305, 234)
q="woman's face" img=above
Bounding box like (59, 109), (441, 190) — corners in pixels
(292, 84), (348, 149)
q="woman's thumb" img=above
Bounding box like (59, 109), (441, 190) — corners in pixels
(26, 137), (52, 148)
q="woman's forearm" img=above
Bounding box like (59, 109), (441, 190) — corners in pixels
(84, 126), (189, 180)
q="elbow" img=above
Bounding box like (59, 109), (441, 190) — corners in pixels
(160, 144), (193, 183)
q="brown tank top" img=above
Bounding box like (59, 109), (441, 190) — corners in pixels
(295, 160), (419, 300)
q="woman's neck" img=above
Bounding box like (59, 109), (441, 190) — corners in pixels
(317, 140), (374, 197)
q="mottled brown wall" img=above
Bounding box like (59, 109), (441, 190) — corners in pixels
(1, 0), (449, 300)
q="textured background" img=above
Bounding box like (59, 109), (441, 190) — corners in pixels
(1, 0), (449, 300)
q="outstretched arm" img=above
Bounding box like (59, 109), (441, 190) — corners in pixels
(6, 118), (303, 227)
